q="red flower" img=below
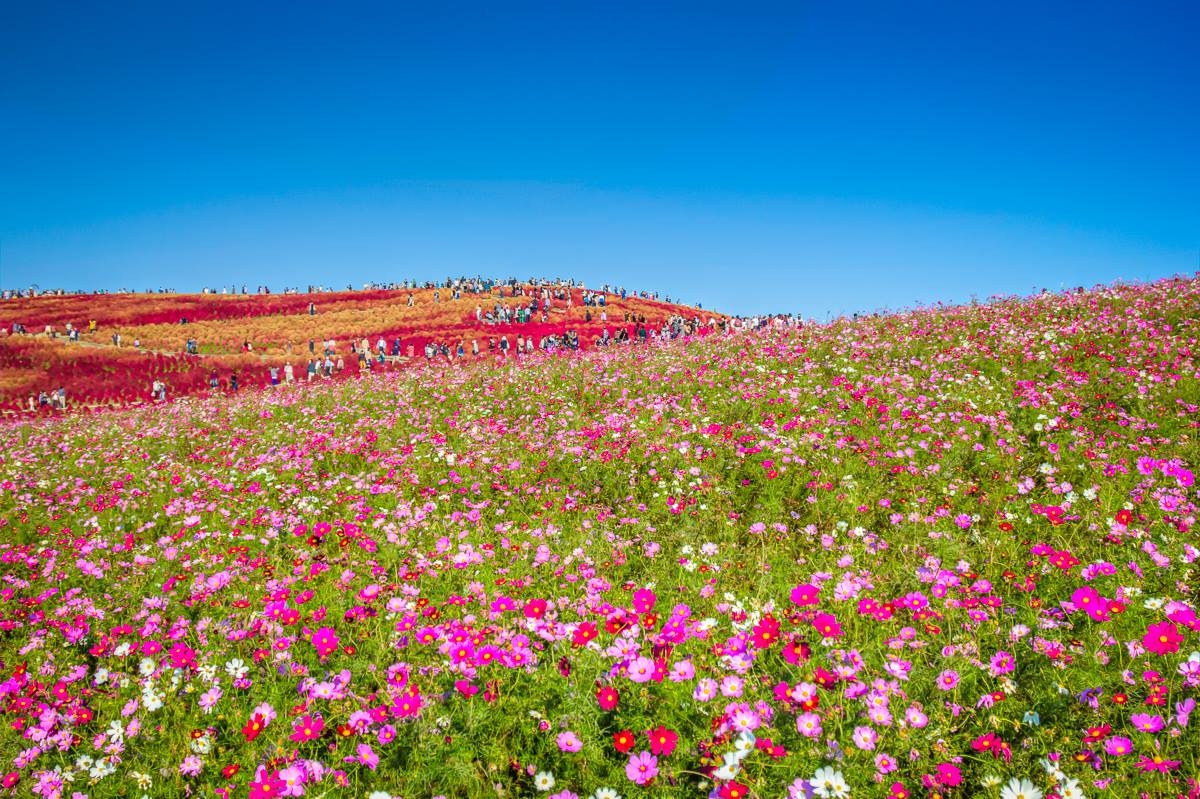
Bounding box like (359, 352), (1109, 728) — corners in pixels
(719, 781), (749, 799)
(242, 713), (266, 742)
(751, 616), (780, 649)
(572, 622), (598, 647)
(647, 725), (678, 757)
(613, 729), (636, 753)
(221, 763), (240, 779)
(596, 686), (619, 711)
(522, 598), (547, 619)
(1048, 549), (1078, 570)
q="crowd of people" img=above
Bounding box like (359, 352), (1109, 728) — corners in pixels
(3, 277), (744, 411)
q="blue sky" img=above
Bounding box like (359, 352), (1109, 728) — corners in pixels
(1, 1), (1196, 316)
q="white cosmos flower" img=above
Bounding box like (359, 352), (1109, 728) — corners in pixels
(1000, 777), (1043, 799)
(812, 766), (850, 799)
(1058, 778), (1085, 799)
(713, 761), (740, 780)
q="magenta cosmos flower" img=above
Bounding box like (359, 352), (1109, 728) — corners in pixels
(811, 612), (842, 638)
(790, 583), (820, 606)
(311, 626), (340, 659)
(1143, 621), (1184, 655)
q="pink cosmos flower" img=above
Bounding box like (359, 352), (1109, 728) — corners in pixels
(626, 656), (655, 683)
(625, 751), (659, 785)
(344, 743), (379, 770)
(557, 731), (583, 753)
(796, 712), (822, 738)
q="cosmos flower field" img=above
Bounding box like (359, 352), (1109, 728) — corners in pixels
(1, 277), (1198, 799)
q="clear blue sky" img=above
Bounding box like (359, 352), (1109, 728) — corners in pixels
(1, 1), (1196, 317)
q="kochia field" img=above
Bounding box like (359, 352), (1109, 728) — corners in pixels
(1, 276), (1198, 799)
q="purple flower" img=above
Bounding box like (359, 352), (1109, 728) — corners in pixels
(1175, 698), (1195, 728)
(625, 751), (659, 785)
(936, 670), (960, 691)
(356, 743), (379, 770)
(1131, 712), (1165, 733)
(1104, 736), (1134, 756)
(988, 651), (1015, 676)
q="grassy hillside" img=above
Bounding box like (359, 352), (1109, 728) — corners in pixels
(0, 276), (1197, 799)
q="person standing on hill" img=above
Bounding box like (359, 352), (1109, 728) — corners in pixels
(230, 372), (239, 392)
(284, 362), (294, 384)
